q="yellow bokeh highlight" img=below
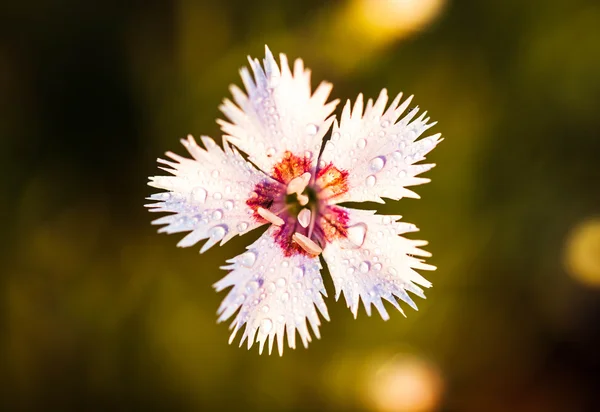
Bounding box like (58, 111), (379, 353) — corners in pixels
(350, 0), (446, 44)
(364, 353), (443, 412)
(564, 218), (600, 287)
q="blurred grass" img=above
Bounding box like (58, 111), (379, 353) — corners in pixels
(2, 0), (600, 411)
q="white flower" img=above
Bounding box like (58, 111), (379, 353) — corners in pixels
(147, 46), (441, 355)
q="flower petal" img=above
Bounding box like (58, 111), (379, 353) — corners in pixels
(146, 135), (277, 252)
(322, 208), (434, 320)
(319, 89), (441, 204)
(214, 226), (329, 355)
(218, 45), (339, 174)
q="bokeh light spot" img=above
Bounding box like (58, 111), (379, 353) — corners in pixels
(365, 353), (443, 412)
(564, 218), (600, 287)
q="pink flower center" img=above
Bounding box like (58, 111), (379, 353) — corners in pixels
(247, 151), (350, 257)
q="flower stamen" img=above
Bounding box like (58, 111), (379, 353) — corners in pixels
(292, 232), (323, 255)
(286, 172), (312, 195)
(258, 207), (285, 226)
(298, 208), (312, 228)
(297, 193), (309, 206)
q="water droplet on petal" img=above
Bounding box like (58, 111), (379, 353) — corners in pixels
(332, 131), (340, 141)
(240, 251), (257, 268)
(191, 187), (207, 203)
(235, 294), (246, 304)
(246, 280), (260, 293)
(266, 147), (276, 157)
(213, 192), (222, 200)
(357, 138), (367, 149)
(359, 261), (371, 273)
(155, 192), (170, 201)
(276, 278), (286, 288)
(346, 267), (355, 275)
(224, 200), (234, 210)
(260, 318), (273, 333)
(266, 282), (276, 293)
(312, 278), (321, 286)
(292, 267), (304, 278)
(212, 209), (223, 220)
(262, 305), (270, 313)
(280, 292), (290, 302)
(347, 222), (368, 247)
(237, 222), (249, 232)
(373, 263), (383, 271)
(365, 175), (377, 187)
(211, 170), (220, 178)
(369, 156), (386, 172)
(306, 124), (319, 136)
(209, 225), (227, 240)
(381, 119), (391, 128)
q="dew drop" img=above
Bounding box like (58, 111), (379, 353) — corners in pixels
(369, 156), (386, 172)
(266, 282), (276, 293)
(209, 225), (227, 240)
(224, 200), (234, 210)
(240, 251), (257, 268)
(381, 119), (391, 128)
(211, 170), (220, 178)
(277, 315), (285, 323)
(306, 124), (319, 136)
(212, 209), (223, 220)
(359, 261), (371, 273)
(292, 267), (304, 278)
(155, 192), (170, 201)
(281, 292), (290, 302)
(262, 305), (270, 314)
(260, 318), (273, 333)
(191, 187), (207, 203)
(398, 170), (407, 178)
(365, 175), (377, 187)
(266, 147), (276, 157)
(237, 222), (249, 232)
(347, 222), (368, 247)
(346, 267), (355, 275)
(213, 192), (223, 200)
(312, 278), (321, 286)
(246, 280), (259, 293)
(331, 131), (341, 141)
(276, 278), (286, 288)
(357, 138), (367, 149)
(235, 294), (246, 304)
(373, 263), (383, 271)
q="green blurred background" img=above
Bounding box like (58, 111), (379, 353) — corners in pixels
(2, 0), (600, 410)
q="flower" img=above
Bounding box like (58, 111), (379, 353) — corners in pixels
(146, 46), (441, 355)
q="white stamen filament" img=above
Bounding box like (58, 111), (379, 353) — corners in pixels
(257, 207), (284, 226)
(297, 193), (309, 206)
(286, 172), (312, 195)
(292, 232), (323, 255)
(307, 205), (317, 239)
(297, 208), (312, 228)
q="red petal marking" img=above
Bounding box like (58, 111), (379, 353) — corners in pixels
(246, 180), (280, 223)
(316, 163), (349, 200)
(272, 151), (311, 184)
